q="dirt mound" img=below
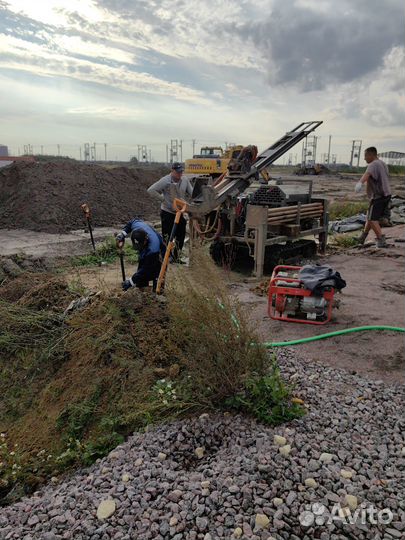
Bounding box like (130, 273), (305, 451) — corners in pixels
(0, 161), (169, 233)
(0, 272), (60, 303)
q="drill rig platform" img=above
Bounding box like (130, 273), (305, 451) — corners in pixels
(177, 121), (328, 278)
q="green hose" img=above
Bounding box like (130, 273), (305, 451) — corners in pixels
(265, 325), (405, 348)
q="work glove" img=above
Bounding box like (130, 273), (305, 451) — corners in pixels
(116, 233), (125, 248)
(354, 181), (363, 193)
(122, 279), (132, 291)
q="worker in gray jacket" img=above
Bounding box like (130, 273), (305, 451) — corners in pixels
(147, 162), (193, 262)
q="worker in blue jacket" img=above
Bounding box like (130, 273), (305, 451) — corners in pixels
(116, 219), (165, 291)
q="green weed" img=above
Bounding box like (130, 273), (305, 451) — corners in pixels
(329, 201), (369, 221)
(71, 236), (138, 267)
(225, 361), (305, 425)
(56, 386), (103, 440)
(332, 234), (359, 248)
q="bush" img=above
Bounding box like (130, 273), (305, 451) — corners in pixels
(166, 248), (267, 405)
(166, 249), (303, 424)
(225, 361), (305, 425)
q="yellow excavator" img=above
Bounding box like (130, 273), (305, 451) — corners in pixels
(185, 145), (244, 179)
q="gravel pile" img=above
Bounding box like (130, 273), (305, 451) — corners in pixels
(1, 350), (404, 540)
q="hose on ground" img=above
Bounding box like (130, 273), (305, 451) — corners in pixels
(265, 325), (405, 347)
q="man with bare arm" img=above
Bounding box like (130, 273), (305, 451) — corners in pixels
(355, 147), (391, 248)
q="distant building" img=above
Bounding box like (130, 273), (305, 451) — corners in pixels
(0, 144), (8, 157)
(379, 151), (405, 166)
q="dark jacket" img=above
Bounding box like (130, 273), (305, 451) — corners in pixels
(120, 219), (165, 285)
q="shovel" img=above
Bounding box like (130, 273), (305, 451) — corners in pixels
(156, 198), (187, 294)
(119, 246), (126, 282)
(80, 203), (96, 252)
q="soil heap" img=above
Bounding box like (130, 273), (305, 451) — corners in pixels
(0, 161), (169, 233)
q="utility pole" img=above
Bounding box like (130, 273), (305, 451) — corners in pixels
(79, 146), (82, 160)
(166, 144), (169, 164)
(104, 143), (107, 161)
(192, 139), (196, 157)
(179, 140), (183, 162)
(327, 135), (332, 165)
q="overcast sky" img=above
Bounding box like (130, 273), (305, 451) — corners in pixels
(0, 0), (404, 162)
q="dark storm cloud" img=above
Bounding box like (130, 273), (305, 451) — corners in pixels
(225, 0), (404, 91)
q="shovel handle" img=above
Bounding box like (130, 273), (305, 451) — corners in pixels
(119, 248), (126, 282)
(156, 201), (187, 294)
(80, 203), (91, 218)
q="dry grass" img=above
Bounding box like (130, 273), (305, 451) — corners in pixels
(166, 248), (267, 405)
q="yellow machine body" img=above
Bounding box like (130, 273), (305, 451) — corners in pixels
(185, 145), (243, 178)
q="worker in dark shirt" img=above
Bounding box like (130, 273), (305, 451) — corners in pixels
(116, 219), (165, 291)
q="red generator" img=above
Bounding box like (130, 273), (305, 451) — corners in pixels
(268, 265), (335, 325)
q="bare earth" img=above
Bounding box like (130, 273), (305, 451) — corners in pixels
(1, 171), (404, 383)
(232, 226), (405, 385)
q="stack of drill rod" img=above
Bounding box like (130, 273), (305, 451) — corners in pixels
(267, 203), (323, 225)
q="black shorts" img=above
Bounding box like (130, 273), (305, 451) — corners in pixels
(368, 196), (391, 221)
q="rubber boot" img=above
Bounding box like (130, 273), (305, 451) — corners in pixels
(357, 231), (368, 245)
(376, 235), (388, 248)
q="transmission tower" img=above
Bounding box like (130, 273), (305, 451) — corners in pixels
(301, 136), (318, 166)
(350, 140), (362, 167)
(84, 143), (90, 161)
(170, 139), (179, 163)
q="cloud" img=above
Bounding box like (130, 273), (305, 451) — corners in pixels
(325, 46), (405, 128)
(0, 0), (404, 155)
(0, 32), (210, 104)
(228, 0), (404, 91)
(67, 105), (142, 120)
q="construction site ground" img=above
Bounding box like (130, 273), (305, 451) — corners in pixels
(1, 169), (404, 384)
(51, 222), (403, 386)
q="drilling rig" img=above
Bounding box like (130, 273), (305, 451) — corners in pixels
(177, 121), (328, 277)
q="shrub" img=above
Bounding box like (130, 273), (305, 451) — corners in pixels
(225, 361), (305, 425)
(166, 248), (268, 406)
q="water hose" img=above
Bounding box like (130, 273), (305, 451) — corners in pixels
(218, 300), (405, 347)
(265, 326), (405, 348)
